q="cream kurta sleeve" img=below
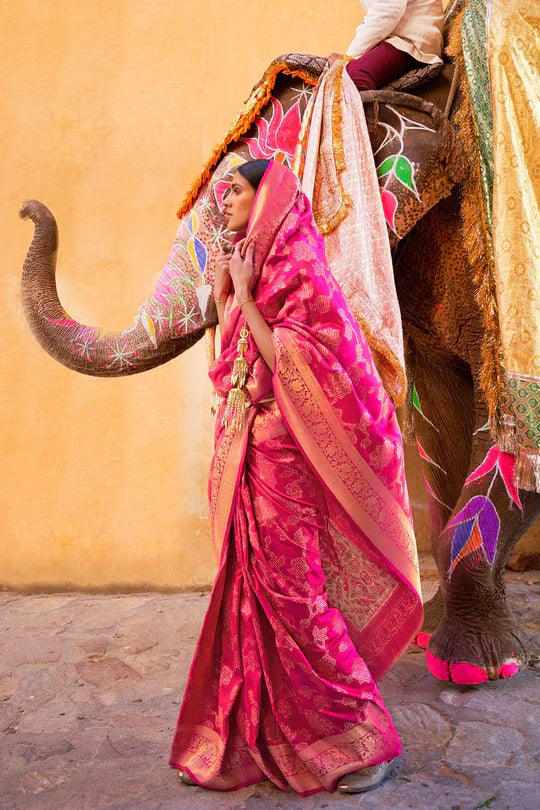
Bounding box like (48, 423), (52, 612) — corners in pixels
(346, 0), (407, 58)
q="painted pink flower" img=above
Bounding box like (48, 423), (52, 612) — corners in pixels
(213, 180), (231, 214)
(242, 97), (302, 164)
(465, 445), (522, 508)
(380, 188), (398, 233)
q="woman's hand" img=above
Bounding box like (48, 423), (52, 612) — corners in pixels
(229, 241), (255, 301)
(214, 249), (232, 302)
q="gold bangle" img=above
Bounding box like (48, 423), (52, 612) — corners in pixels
(215, 299), (227, 304)
(239, 297), (254, 309)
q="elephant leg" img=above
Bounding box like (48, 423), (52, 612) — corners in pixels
(409, 345), (475, 639)
(425, 389), (540, 684)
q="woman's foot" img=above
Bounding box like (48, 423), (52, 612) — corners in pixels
(336, 758), (398, 793)
(177, 770), (197, 786)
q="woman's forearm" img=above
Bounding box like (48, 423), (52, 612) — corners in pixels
(240, 300), (275, 372)
(216, 301), (227, 341)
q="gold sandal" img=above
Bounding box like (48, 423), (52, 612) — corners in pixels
(336, 757), (399, 793)
(177, 769), (197, 786)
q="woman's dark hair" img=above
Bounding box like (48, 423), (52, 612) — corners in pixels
(236, 159), (270, 191)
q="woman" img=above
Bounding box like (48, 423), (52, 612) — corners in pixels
(169, 159), (422, 795)
(346, 0), (444, 90)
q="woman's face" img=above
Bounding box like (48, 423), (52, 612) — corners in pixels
(223, 171), (256, 232)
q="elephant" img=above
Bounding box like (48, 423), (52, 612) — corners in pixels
(20, 0), (539, 686)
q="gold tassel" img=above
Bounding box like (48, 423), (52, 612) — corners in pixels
(210, 390), (223, 416)
(222, 326), (251, 431)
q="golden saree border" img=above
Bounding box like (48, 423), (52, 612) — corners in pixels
(175, 708), (397, 794)
(173, 723), (263, 790)
(273, 329), (420, 598)
(176, 63), (318, 220)
(284, 706), (397, 793)
(210, 411), (254, 561)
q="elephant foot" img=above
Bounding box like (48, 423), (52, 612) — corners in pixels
(425, 608), (529, 685)
(413, 587), (444, 649)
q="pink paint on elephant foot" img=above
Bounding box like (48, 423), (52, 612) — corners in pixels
(426, 649), (522, 684)
(414, 632), (431, 649)
(498, 661), (519, 678)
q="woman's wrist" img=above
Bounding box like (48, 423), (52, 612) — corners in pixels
(235, 289), (251, 303)
(239, 297), (255, 309)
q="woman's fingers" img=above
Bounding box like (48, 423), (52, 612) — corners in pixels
(245, 242), (255, 264)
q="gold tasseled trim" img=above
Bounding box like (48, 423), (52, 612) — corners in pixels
(176, 64), (318, 220)
(356, 314), (407, 408)
(313, 59), (353, 236)
(446, 9), (504, 445)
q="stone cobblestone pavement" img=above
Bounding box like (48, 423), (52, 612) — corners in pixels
(1, 570), (538, 810)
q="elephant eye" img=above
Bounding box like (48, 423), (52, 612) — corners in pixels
(222, 187), (231, 201)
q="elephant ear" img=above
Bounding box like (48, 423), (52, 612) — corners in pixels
(361, 90), (467, 247)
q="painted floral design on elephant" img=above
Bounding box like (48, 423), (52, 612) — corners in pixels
(242, 96), (303, 165)
(374, 106), (435, 234)
(447, 445), (522, 577)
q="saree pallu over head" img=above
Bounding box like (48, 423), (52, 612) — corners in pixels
(209, 161), (422, 680)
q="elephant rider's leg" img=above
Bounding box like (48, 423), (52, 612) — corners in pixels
(425, 383), (539, 684)
(346, 41), (421, 90)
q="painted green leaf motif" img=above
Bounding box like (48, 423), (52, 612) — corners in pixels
(412, 383), (421, 411)
(376, 155), (397, 178)
(394, 155), (415, 191)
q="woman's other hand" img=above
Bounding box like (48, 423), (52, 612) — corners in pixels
(214, 249), (232, 302)
(229, 241), (255, 301)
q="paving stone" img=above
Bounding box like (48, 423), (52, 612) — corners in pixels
(18, 762), (72, 795)
(0, 675), (17, 702)
(11, 736), (75, 763)
(120, 629), (159, 655)
(391, 703), (453, 751)
(19, 666), (61, 705)
(78, 636), (110, 655)
(98, 735), (163, 759)
(446, 721), (525, 769)
(0, 701), (19, 732)
(495, 779), (540, 809)
(75, 656), (143, 687)
(6, 639), (62, 666)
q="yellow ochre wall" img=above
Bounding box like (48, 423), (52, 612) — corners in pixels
(1, 1), (536, 591)
(1, 0), (361, 590)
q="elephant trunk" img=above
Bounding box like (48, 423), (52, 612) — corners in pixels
(20, 200), (208, 377)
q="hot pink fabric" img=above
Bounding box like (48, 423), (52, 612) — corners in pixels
(169, 162), (422, 794)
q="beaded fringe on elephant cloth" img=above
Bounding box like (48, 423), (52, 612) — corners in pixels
(293, 59), (406, 407)
(447, 0), (540, 491)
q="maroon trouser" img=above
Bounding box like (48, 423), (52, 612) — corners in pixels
(346, 40), (421, 90)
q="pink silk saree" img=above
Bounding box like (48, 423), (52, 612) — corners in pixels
(169, 161), (422, 795)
